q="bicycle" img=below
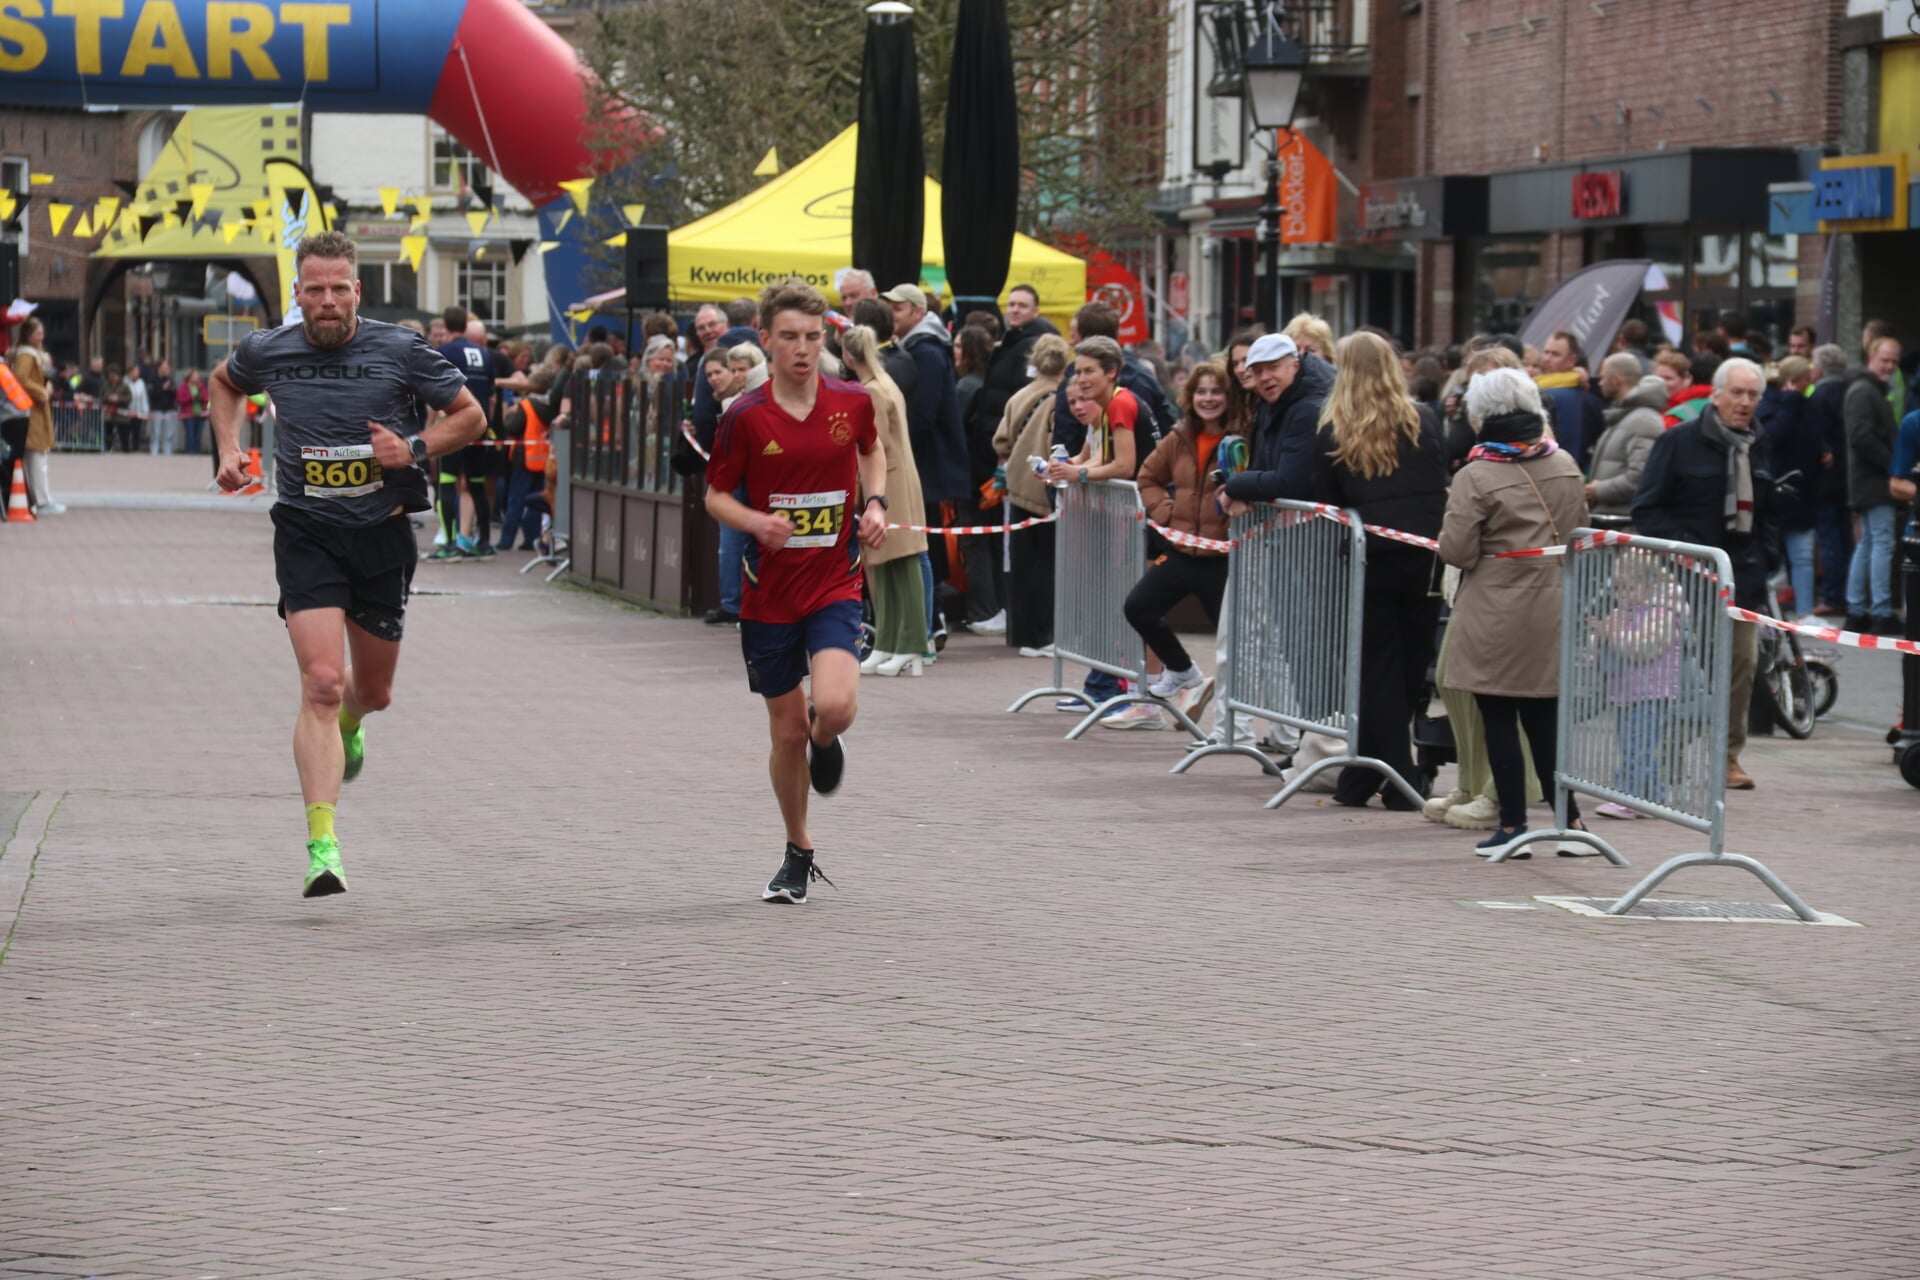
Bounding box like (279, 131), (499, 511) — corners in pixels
(1757, 579), (1818, 739)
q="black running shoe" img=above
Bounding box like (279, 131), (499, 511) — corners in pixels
(807, 707), (845, 796)
(762, 843), (834, 904)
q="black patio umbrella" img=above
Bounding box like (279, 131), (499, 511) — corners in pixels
(941, 0), (1018, 320)
(853, 3), (926, 299)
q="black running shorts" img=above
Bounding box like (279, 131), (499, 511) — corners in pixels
(272, 505), (417, 642)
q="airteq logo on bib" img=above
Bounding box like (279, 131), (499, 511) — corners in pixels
(762, 439), (784, 456)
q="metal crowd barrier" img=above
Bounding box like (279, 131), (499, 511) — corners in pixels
(50, 403), (107, 452)
(1173, 499), (1426, 809)
(1007, 478), (1207, 740)
(521, 417), (571, 583)
(1494, 529), (1819, 920)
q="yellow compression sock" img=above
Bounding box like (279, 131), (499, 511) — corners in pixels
(338, 706), (362, 734)
(306, 803), (337, 843)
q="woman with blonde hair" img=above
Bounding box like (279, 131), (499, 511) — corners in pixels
(991, 332), (1074, 651)
(840, 324), (929, 676)
(1282, 311), (1337, 362)
(1309, 330), (1449, 809)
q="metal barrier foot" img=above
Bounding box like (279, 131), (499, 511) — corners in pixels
(1607, 851), (1820, 921)
(1064, 695), (1133, 740)
(1008, 687), (1083, 714)
(1170, 742), (1283, 777)
(543, 557), (571, 583)
(1485, 827), (1627, 866)
(1263, 755), (1345, 808)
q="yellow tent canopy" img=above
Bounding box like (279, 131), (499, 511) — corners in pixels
(669, 125), (1084, 327)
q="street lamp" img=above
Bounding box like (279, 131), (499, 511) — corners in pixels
(1242, 27), (1306, 332)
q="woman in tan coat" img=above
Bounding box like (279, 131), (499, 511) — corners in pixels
(11, 317), (61, 513)
(841, 324), (928, 677)
(990, 333), (1072, 652)
(1438, 367), (1590, 855)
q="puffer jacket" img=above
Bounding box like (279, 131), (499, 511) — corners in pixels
(1136, 421), (1232, 556)
(1844, 371), (1897, 512)
(900, 310), (972, 504)
(992, 373), (1064, 518)
(1587, 375), (1668, 516)
(1221, 351), (1336, 504)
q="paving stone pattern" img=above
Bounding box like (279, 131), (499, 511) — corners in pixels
(2, 504), (1915, 1279)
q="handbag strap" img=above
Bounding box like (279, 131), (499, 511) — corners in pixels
(1513, 461), (1562, 545)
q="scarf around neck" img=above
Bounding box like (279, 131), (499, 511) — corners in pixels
(1467, 438), (1557, 465)
(1699, 408), (1754, 534)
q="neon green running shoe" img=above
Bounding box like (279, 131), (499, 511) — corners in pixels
(303, 835), (348, 898)
(341, 721), (366, 783)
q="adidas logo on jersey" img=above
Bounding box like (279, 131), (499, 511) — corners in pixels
(762, 439), (784, 455)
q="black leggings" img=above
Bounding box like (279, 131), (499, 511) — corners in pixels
(1335, 589), (1441, 806)
(1123, 549), (1228, 672)
(1475, 693), (1579, 829)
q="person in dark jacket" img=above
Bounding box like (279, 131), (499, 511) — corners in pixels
(686, 300), (765, 625)
(882, 283), (970, 506)
(975, 284), (1059, 436)
(1756, 356), (1821, 621)
(1804, 344), (1853, 615)
(1049, 301), (1174, 460)
(1843, 337), (1902, 634)
(687, 301), (763, 456)
(1310, 332), (1449, 810)
(1221, 334), (1335, 507)
(850, 297), (918, 401)
(1631, 357), (1776, 791)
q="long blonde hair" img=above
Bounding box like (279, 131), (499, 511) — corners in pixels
(839, 324), (902, 405)
(1320, 331), (1420, 480)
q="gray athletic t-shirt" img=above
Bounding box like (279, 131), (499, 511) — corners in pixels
(226, 318), (468, 526)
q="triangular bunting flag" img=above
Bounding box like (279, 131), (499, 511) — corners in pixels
(222, 220), (244, 244)
(378, 187), (400, 216)
(163, 211), (181, 229)
(0, 192), (16, 222)
(189, 184), (213, 217)
(537, 240), (559, 253)
(173, 199), (193, 223)
(509, 239), (534, 265)
(137, 214), (160, 241)
(566, 307), (595, 323)
(558, 177), (594, 215)
(251, 198), (272, 221)
(753, 147), (780, 177)
(553, 207), (573, 233)
(47, 202), (71, 234)
(71, 211), (92, 237)
(471, 177), (493, 209)
(93, 196), (121, 228)
(400, 235), (427, 272)
(604, 232), (627, 247)
(114, 178), (138, 198)
(623, 203), (646, 226)
(465, 209), (490, 237)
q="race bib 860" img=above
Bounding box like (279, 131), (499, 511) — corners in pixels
(770, 489), (848, 548)
(300, 443), (383, 499)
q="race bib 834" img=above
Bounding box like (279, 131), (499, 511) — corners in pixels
(300, 443), (383, 499)
(770, 489), (848, 548)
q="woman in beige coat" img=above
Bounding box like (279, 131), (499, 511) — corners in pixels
(1438, 367), (1590, 855)
(990, 333), (1072, 652)
(10, 317), (61, 513)
(841, 324), (929, 677)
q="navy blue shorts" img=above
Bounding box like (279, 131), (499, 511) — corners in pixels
(739, 598), (864, 699)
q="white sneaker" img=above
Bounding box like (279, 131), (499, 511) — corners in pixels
(38, 502), (66, 515)
(1101, 703), (1166, 731)
(1147, 665), (1204, 700)
(1422, 788), (1472, 825)
(971, 610), (1007, 635)
(1176, 676), (1216, 720)
(1019, 644), (1054, 658)
(1443, 794), (1500, 830)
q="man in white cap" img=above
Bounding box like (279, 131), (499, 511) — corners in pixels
(1220, 332), (1335, 510)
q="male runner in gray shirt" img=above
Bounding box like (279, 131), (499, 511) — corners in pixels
(212, 231), (485, 899)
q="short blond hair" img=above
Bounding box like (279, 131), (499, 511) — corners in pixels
(1281, 312), (1335, 361)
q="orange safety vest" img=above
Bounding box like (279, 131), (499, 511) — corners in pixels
(0, 361), (31, 413)
(520, 397), (551, 472)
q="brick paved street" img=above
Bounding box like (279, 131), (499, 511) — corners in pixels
(3, 478), (1916, 1279)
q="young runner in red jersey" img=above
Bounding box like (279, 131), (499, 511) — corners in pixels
(706, 278), (889, 903)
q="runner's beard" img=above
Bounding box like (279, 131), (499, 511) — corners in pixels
(305, 314), (355, 348)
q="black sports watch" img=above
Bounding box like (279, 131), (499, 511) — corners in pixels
(408, 434), (430, 465)
(864, 494), (888, 511)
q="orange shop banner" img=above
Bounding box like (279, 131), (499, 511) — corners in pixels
(1276, 128), (1336, 245)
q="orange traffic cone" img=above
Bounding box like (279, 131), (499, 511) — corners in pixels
(6, 458), (34, 522)
(238, 446), (265, 496)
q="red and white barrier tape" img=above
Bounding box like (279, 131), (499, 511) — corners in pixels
(1728, 606), (1920, 655)
(680, 419), (710, 461)
(888, 512), (1059, 535)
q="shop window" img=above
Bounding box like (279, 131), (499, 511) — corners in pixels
(358, 259), (418, 311)
(1690, 232), (1741, 294)
(1747, 232), (1798, 291)
(431, 124), (488, 196)
(457, 258), (507, 328)
(1464, 237), (1543, 337)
